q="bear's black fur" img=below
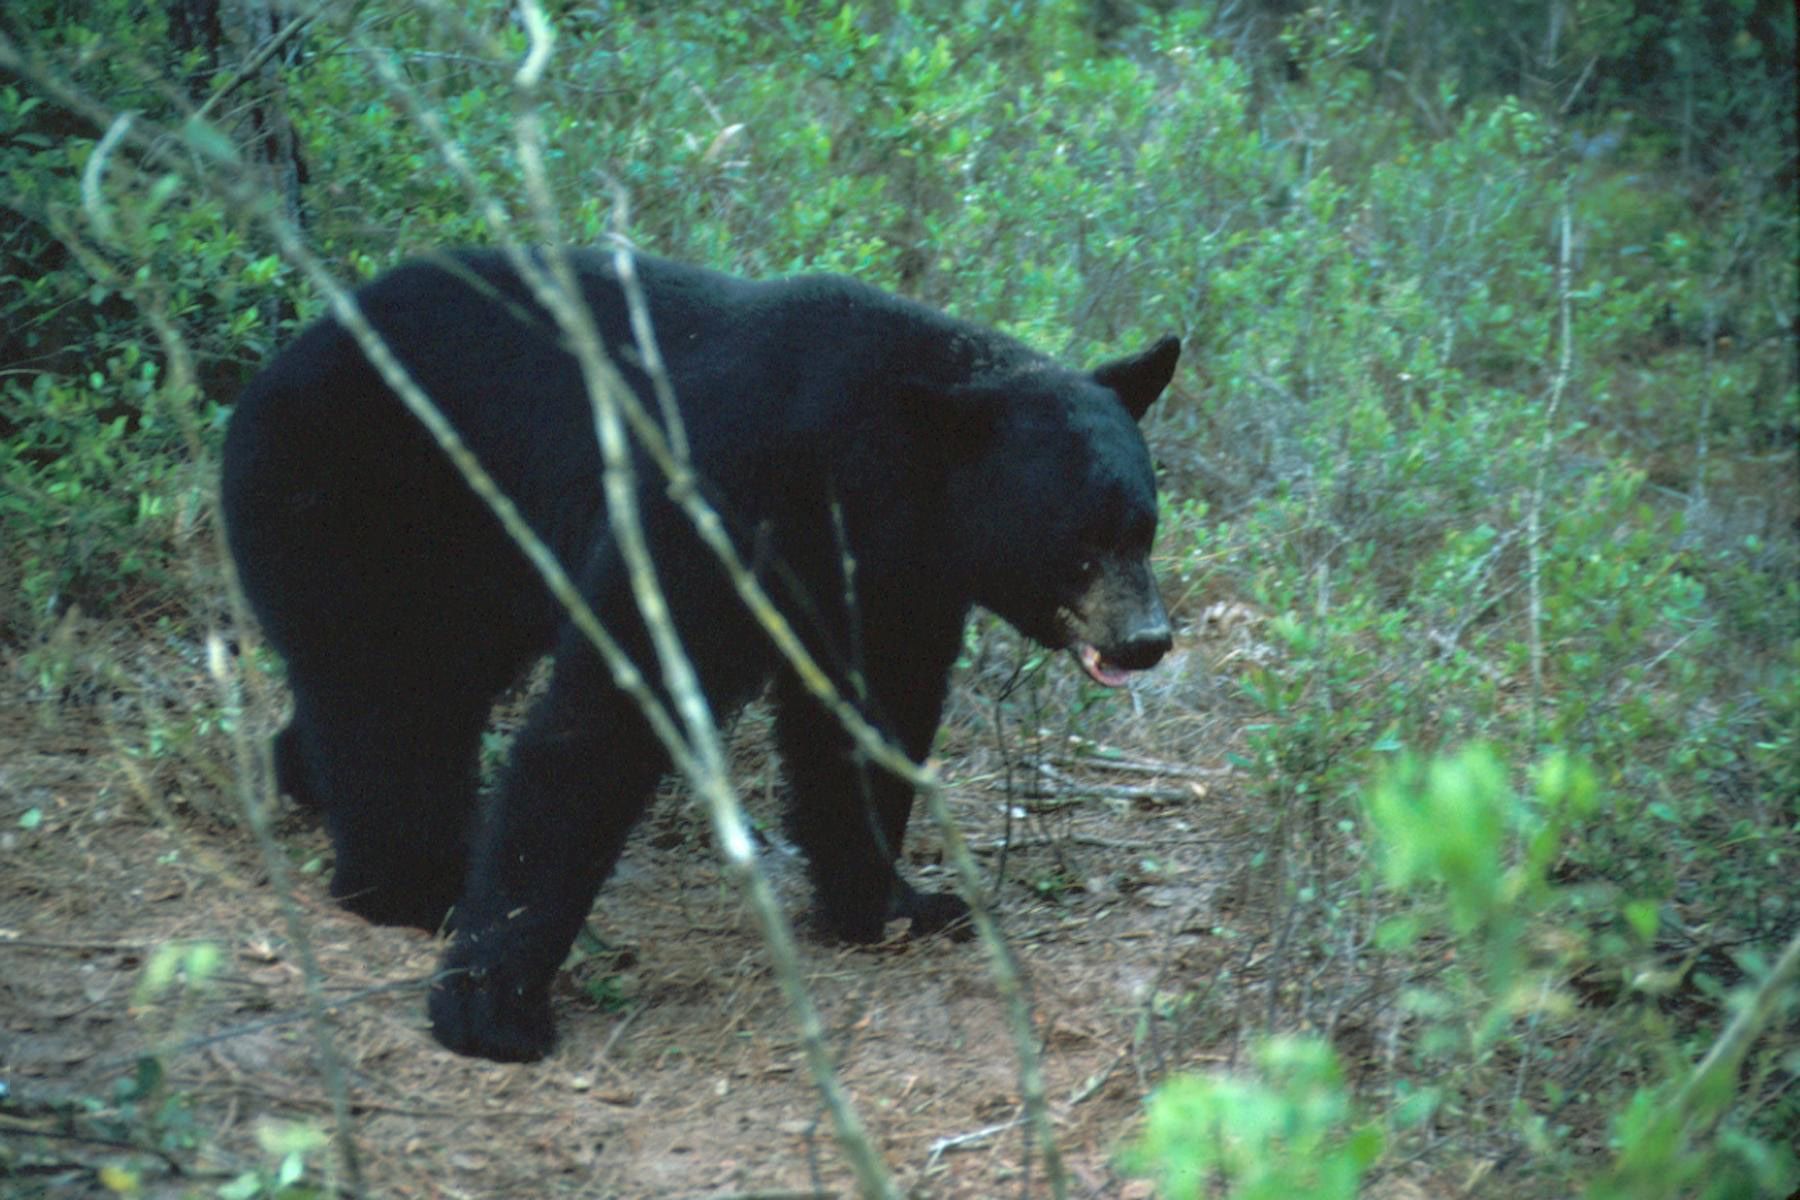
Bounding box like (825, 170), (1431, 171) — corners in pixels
(221, 249), (1178, 1061)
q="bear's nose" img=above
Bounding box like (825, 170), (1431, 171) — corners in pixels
(1113, 622), (1172, 670)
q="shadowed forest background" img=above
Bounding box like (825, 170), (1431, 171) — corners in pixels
(1, 1), (1795, 1197)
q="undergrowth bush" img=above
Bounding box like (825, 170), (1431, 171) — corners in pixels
(1127, 1035), (1382, 1200)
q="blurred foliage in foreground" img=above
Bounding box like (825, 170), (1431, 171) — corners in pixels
(2, 0), (1794, 1195)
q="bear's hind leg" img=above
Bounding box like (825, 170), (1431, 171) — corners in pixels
(273, 721), (316, 809)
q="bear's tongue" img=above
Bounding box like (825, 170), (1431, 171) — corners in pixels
(1076, 644), (1134, 688)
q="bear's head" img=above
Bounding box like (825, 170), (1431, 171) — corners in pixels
(924, 335), (1180, 687)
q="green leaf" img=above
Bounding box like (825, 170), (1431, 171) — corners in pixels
(217, 1171), (262, 1200)
(1623, 900), (1659, 942)
(277, 1152), (304, 1188)
(182, 117), (240, 164)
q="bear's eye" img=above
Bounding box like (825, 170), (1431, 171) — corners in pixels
(1075, 558), (1097, 581)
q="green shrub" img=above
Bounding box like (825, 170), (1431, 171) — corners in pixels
(1126, 1036), (1382, 1200)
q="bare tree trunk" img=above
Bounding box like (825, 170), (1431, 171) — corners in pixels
(166, 0), (222, 101)
(240, 0), (306, 234)
(238, 0), (307, 335)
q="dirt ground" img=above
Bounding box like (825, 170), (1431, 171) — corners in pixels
(2, 618), (1268, 1198)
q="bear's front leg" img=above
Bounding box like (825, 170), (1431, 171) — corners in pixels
(429, 924), (559, 1063)
(893, 877), (976, 939)
(772, 608), (972, 943)
(430, 664), (667, 1061)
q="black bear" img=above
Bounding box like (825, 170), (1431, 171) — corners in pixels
(221, 249), (1177, 1061)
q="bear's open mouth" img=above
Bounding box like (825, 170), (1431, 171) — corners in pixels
(1074, 643), (1135, 688)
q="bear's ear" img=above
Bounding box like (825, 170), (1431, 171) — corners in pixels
(896, 379), (1005, 460)
(1091, 335), (1181, 422)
